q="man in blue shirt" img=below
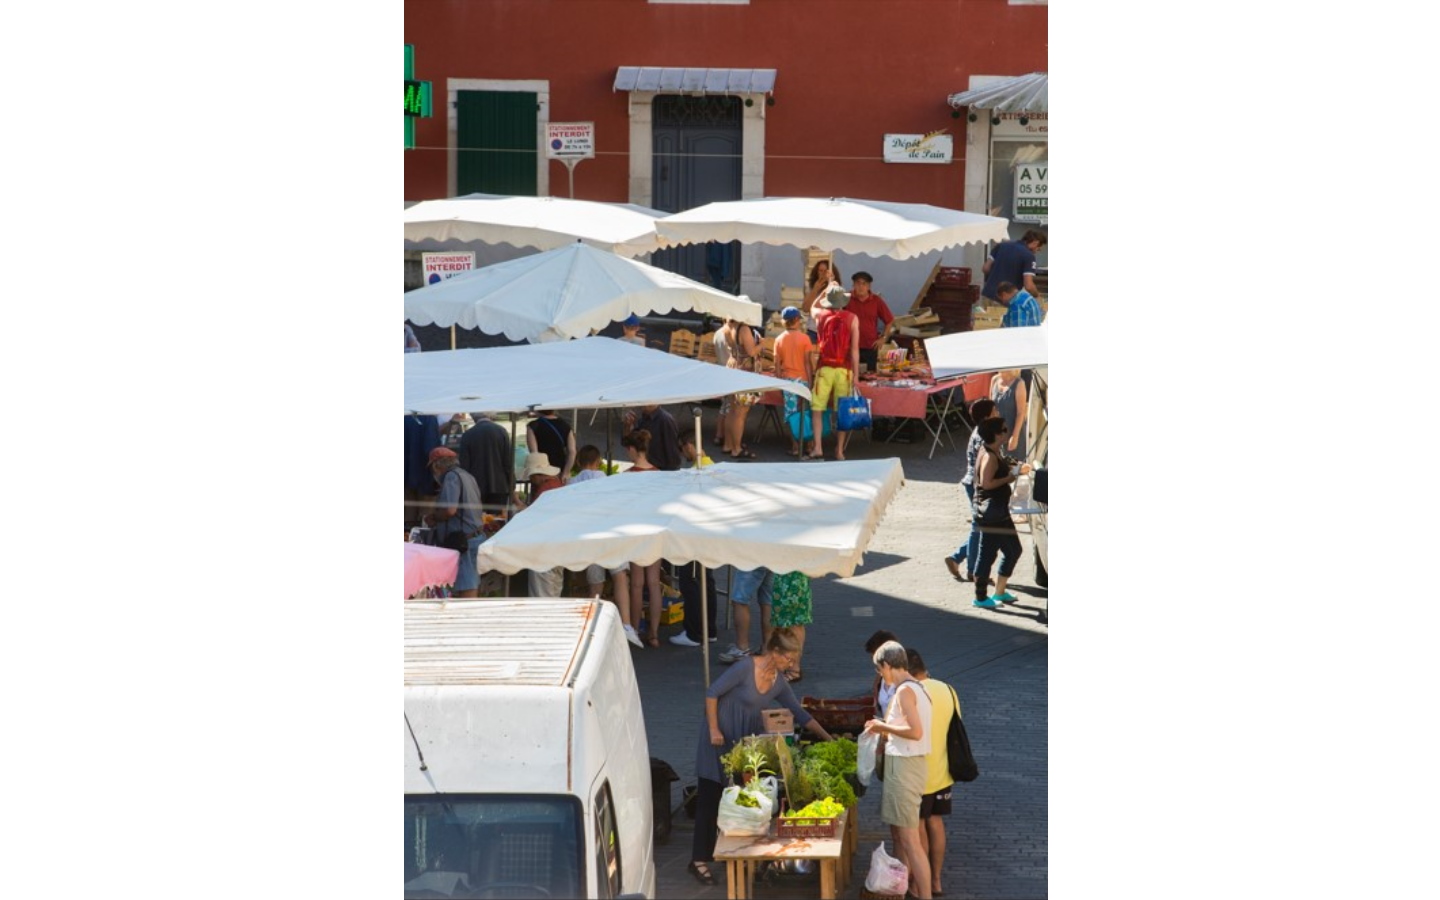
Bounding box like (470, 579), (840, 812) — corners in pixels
(981, 229), (1046, 303)
(997, 282), (1043, 328)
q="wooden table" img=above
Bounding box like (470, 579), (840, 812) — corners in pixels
(714, 810), (852, 899)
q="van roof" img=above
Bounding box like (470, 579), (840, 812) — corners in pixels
(404, 599), (599, 687)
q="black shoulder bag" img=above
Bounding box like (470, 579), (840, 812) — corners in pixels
(946, 684), (979, 783)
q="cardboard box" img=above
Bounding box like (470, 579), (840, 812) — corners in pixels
(761, 708), (795, 734)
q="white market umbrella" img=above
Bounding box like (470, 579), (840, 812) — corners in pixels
(655, 196), (1010, 259)
(403, 193), (663, 258)
(924, 321), (1048, 379)
(404, 338), (809, 415)
(404, 242), (762, 344)
(477, 459), (903, 683)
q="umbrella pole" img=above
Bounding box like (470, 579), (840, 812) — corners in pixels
(606, 409), (613, 476)
(450, 325), (456, 351)
(701, 563), (710, 686)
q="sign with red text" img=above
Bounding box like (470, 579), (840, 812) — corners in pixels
(421, 252), (476, 285)
(546, 122), (595, 160)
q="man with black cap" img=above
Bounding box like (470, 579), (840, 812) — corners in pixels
(425, 447), (485, 598)
(846, 272), (896, 371)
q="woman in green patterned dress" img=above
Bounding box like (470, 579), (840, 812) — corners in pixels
(769, 570), (813, 683)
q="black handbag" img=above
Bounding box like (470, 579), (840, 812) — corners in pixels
(946, 685), (979, 783)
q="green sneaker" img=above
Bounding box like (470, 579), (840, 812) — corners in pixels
(972, 596), (1000, 610)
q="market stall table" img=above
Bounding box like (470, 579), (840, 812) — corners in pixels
(404, 542), (459, 600)
(713, 809), (852, 900)
(758, 372), (989, 459)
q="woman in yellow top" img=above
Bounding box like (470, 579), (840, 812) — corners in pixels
(864, 640), (934, 900)
(908, 648), (958, 898)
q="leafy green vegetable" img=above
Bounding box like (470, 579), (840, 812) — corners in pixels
(733, 790), (761, 809)
(783, 797), (845, 819)
(803, 738), (858, 776)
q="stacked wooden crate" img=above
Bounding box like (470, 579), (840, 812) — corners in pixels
(911, 261), (978, 335)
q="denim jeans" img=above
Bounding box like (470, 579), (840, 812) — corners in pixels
(973, 526), (1022, 599)
(948, 483), (980, 575)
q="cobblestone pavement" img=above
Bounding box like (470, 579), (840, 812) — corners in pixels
(564, 402), (1049, 899)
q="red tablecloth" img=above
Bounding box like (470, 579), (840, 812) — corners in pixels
(405, 542), (460, 599)
(761, 373), (988, 420)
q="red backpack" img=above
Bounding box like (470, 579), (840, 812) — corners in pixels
(818, 310), (853, 367)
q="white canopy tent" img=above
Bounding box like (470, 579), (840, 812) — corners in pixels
(403, 193), (663, 258)
(404, 337), (809, 415)
(403, 242), (761, 344)
(923, 321), (1048, 378)
(476, 458), (904, 682)
(654, 196), (1009, 260)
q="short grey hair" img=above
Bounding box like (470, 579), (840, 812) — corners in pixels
(872, 640), (908, 671)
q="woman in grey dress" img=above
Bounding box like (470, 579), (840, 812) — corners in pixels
(686, 627), (834, 885)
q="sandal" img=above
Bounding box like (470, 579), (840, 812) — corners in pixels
(803, 452), (825, 461)
(688, 861), (717, 886)
(784, 669), (803, 683)
(730, 449), (758, 460)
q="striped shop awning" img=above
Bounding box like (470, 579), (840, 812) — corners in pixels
(613, 67), (776, 95)
(946, 72), (1048, 113)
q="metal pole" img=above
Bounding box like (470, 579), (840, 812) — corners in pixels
(701, 563), (710, 687)
(450, 325), (456, 350)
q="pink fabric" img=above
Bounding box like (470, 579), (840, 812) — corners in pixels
(405, 542), (460, 599)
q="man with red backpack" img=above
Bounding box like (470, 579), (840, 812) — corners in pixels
(808, 287), (861, 460)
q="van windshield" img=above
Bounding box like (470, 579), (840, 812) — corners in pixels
(404, 794), (583, 899)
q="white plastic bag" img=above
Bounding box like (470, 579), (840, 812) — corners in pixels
(856, 730), (880, 786)
(864, 841), (909, 896)
(716, 784), (774, 836)
(756, 775), (779, 811)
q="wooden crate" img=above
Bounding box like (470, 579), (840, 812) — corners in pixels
(936, 266), (971, 287)
(972, 302), (1005, 331)
(668, 328), (698, 357)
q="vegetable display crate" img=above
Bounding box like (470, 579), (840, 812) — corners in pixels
(801, 696), (871, 735)
(777, 802), (842, 839)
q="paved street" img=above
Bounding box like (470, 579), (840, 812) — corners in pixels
(566, 402), (1048, 899)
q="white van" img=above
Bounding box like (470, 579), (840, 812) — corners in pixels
(404, 599), (656, 899)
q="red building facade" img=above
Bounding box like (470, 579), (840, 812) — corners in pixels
(405, 0), (1047, 300)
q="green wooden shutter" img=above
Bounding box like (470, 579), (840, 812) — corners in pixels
(456, 91), (538, 196)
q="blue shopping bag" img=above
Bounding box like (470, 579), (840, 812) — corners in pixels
(835, 389), (872, 432)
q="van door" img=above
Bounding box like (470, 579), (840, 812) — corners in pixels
(591, 780), (622, 899)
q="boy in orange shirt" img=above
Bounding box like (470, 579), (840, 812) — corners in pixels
(773, 306), (816, 457)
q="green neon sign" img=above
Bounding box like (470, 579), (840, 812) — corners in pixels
(404, 45), (433, 149)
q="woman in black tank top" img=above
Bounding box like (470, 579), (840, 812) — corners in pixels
(972, 416), (1030, 609)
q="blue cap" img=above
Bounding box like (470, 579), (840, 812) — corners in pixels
(622, 314), (642, 327)
(781, 306), (802, 321)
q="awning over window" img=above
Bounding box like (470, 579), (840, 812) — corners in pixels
(613, 67), (776, 95)
(946, 72), (1047, 113)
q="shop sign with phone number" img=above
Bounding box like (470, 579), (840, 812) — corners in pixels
(1014, 162), (1047, 223)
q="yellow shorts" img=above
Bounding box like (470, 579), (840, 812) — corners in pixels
(811, 366), (852, 411)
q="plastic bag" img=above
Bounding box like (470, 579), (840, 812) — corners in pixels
(755, 775), (780, 812)
(856, 730), (880, 786)
(716, 784), (774, 836)
(864, 841), (909, 896)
